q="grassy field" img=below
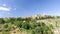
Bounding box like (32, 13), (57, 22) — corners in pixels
(37, 18), (60, 34)
(0, 15), (60, 34)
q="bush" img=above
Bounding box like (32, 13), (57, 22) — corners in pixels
(31, 30), (35, 34)
(14, 21), (22, 28)
(0, 18), (5, 24)
(16, 17), (24, 21)
(3, 23), (13, 31)
(22, 22), (30, 30)
(4, 23), (8, 28)
(34, 22), (53, 34)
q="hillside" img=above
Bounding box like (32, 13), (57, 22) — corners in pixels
(0, 14), (60, 34)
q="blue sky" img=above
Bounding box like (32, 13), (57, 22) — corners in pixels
(0, 0), (60, 17)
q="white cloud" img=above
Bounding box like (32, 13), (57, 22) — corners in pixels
(3, 4), (6, 6)
(0, 7), (11, 11)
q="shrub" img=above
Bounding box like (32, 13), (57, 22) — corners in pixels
(34, 22), (53, 34)
(3, 23), (13, 31)
(31, 30), (35, 34)
(4, 23), (8, 28)
(14, 21), (22, 28)
(16, 17), (24, 21)
(0, 18), (5, 24)
(22, 22), (30, 30)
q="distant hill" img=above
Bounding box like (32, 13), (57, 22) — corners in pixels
(24, 14), (60, 20)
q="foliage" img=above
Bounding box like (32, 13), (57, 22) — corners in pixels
(0, 17), (54, 34)
(14, 21), (22, 28)
(0, 18), (5, 24)
(22, 21), (30, 30)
